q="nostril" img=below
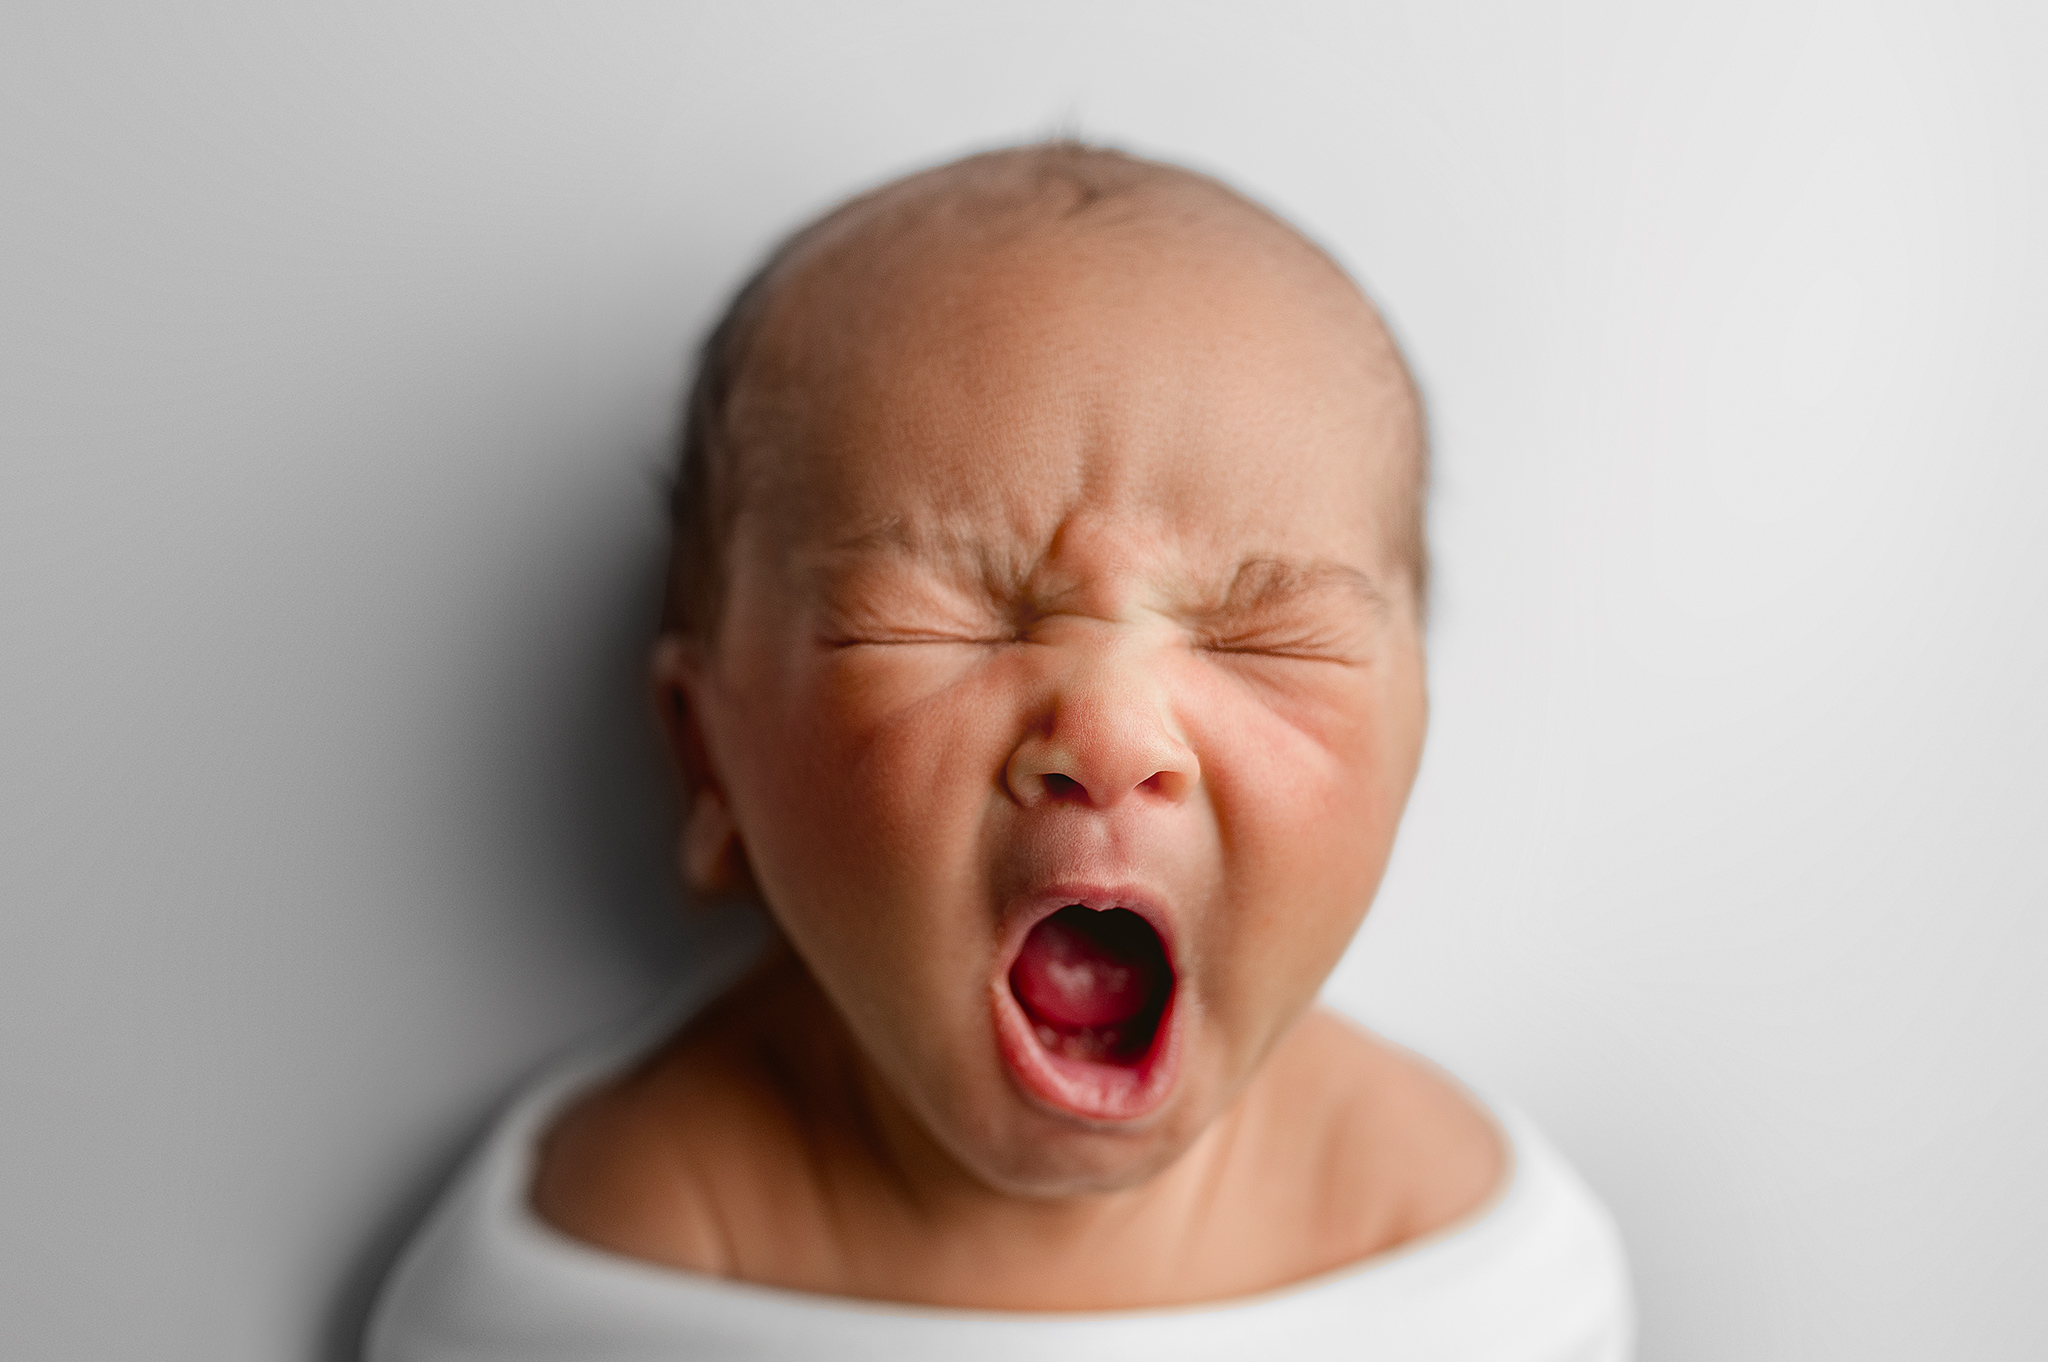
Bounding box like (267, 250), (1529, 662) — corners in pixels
(1140, 770), (1184, 799)
(1041, 773), (1086, 803)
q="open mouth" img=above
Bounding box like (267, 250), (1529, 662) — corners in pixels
(991, 899), (1181, 1122)
(1009, 905), (1174, 1065)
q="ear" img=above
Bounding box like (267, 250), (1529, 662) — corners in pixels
(650, 635), (747, 898)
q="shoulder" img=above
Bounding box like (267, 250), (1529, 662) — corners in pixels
(528, 961), (824, 1277)
(1253, 1007), (1507, 1266)
(527, 1066), (726, 1275)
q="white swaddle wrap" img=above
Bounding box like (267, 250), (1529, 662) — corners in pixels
(367, 925), (1633, 1362)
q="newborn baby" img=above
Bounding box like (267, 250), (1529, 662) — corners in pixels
(368, 143), (1632, 1360)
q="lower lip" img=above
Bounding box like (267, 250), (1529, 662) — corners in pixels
(989, 905), (1182, 1124)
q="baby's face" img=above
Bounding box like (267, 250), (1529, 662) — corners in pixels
(672, 215), (1425, 1196)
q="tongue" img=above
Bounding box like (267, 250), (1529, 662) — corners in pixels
(1011, 908), (1160, 1029)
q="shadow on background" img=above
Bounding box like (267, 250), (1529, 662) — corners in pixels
(317, 1104), (501, 1362)
(317, 447), (698, 1362)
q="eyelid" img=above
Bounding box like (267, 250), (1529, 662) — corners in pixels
(1204, 645), (1357, 664)
(1196, 628), (1363, 664)
(822, 629), (1017, 649)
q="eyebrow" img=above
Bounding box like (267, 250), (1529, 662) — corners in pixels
(817, 517), (925, 560)
(1193, 556), (1388, 621)
(808, 518), (1030, 598)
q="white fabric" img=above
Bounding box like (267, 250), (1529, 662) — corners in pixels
(367, 940), (1634, 1362)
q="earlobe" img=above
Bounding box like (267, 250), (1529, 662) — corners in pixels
(682, 790), (742, 895)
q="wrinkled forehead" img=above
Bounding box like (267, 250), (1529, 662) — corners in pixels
(731, 206), (1416, 606)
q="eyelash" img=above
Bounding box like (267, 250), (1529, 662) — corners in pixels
(824, 630), (1018, 649)
(827, 631), (1354, 665)
(1202, 641), (1355, 664)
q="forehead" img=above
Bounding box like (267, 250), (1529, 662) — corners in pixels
(741, 215), (1410, 596)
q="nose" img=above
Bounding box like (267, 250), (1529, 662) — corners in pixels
(1004, 635), (1201, 810)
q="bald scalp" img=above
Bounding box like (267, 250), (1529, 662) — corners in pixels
(664, 142), (1428, 644)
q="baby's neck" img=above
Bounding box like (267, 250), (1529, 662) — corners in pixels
(531, 947), (1503, 1310)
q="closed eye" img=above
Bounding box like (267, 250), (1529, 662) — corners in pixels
(822, 628), (1018, 649)
(1198, 631), (1366, 665)
(1187, 559), (1384, 667)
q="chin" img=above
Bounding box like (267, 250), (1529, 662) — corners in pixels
(948, 1093), (1213, 1199)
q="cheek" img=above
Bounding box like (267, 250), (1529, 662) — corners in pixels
(716, 642), (1019, 958)
(1186, 663), (1423, 1015)
(806, 646), (1015, 854)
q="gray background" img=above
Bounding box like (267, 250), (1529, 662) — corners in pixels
(4, 2), (2043, 1358)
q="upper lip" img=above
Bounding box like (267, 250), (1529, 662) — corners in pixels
(995, 882), (1180, 983)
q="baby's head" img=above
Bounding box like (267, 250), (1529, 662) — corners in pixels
(653, 144), (1428, 1199)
